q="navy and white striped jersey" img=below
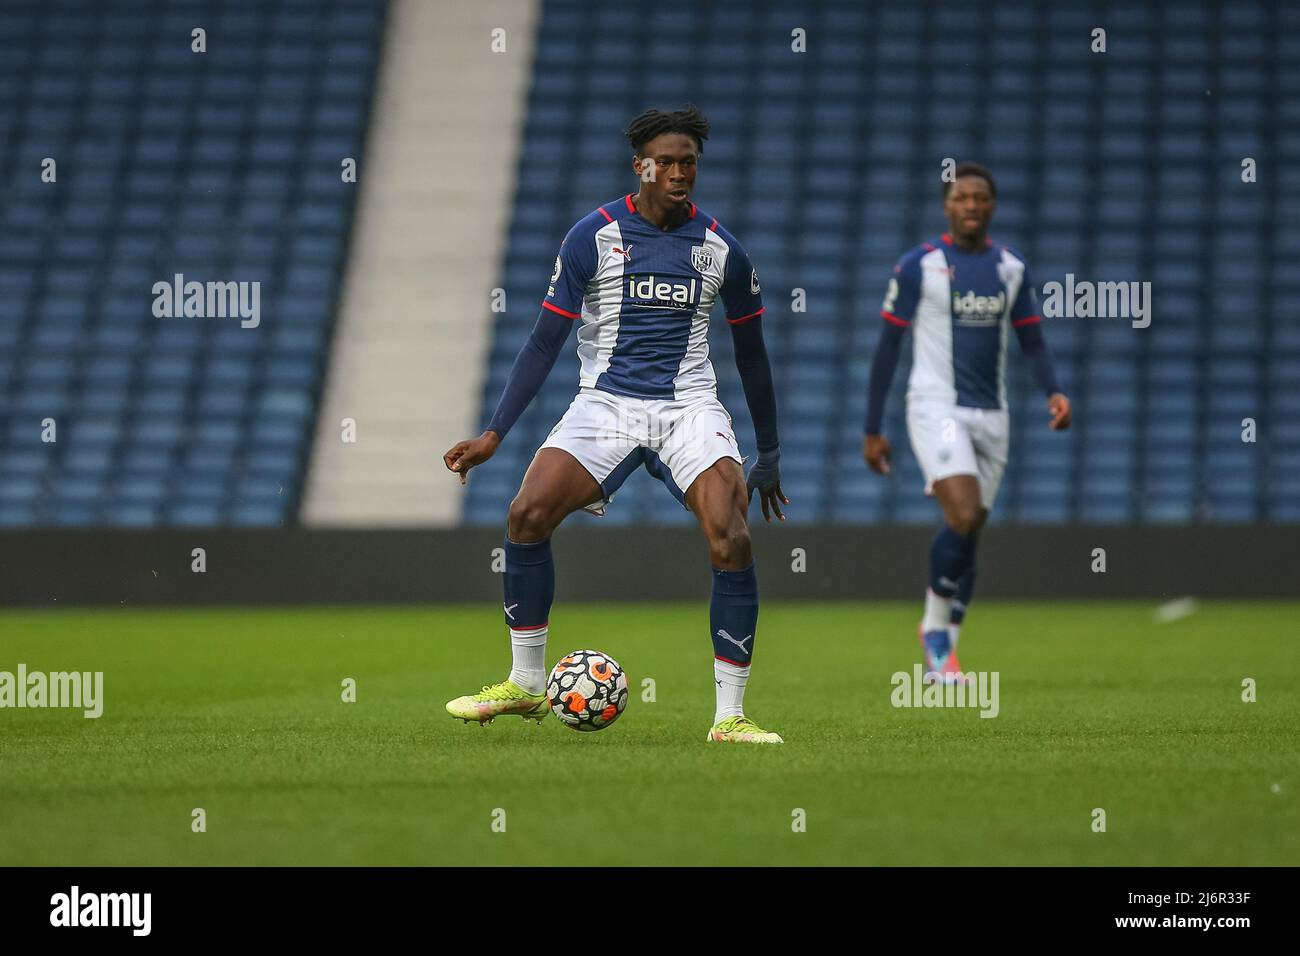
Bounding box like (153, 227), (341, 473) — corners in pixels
(543, 194), (764, 400)
(882, 233), (1041, 409)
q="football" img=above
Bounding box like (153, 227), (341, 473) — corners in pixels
(546, 649), (629, 732)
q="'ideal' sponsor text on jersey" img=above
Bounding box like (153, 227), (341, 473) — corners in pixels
(543, 194), (764, 400)
(881, 233), (1040, 409)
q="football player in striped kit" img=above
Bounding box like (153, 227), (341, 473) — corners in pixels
(444, 106), (787, 742)
(864, 163), (1071, 683)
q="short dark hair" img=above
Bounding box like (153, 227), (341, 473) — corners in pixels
(625, 104), (710, 156)
(943, 162), (996, 199)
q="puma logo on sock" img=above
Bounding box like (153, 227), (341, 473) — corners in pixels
(716, 629), (752, 653)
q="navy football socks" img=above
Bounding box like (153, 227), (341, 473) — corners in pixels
(504, 537), (555, 694)
(710, 563), (759, 666)
(950, 566), (976, 625)
(503, 537), (554, 630)
(929, 525), (976, 599)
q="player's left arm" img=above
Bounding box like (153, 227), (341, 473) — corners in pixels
(721, 233), (787, 521)
(1010, 265), (1070, 430)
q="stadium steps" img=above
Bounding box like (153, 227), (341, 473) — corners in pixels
(301, 0), (542, 526)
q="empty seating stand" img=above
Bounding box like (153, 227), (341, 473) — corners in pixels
(467, 0), (1297, 526)
(0, 0), (386, 527)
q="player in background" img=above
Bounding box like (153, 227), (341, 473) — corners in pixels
(443, 105), (789, 743)
(864, 162), (1070, 682)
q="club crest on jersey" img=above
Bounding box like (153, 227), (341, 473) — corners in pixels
(690, 245), (714, 273)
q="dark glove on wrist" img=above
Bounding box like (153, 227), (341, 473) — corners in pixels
(746, 447), (781, 496)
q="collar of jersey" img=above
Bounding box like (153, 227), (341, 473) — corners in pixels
(940, 232), (995, 253)
(624, 193), (697, 231)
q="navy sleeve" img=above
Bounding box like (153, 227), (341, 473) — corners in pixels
(543, 219), (598, 318)
(485, 218), (598, 440)
(865, 251), (920, 434)
(1005, 252), (1060, 396)
(1009, 259), (1040, 325)
(718, 226), (765, 324)
(881, 250), (922, 326)
(485, 308), (574, 440)
(730, 315), (779, 454)
(864, 320), (906, 434)
(1013, 319), (1063, 397)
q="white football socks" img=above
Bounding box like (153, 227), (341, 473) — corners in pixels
(923, 588), (953, 633)
(713, 658), (750, 724)
(508, 626), (548, 695)
(949, 621), (962, 647)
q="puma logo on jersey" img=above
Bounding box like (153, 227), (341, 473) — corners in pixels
(612, 245), (633, 261)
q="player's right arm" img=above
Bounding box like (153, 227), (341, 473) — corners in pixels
(443, 224), (594, 484)
(863, 251), (921, 474)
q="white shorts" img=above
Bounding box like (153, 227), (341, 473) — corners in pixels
(540, 387), (743, 514)
(906, 398), (1010, 510)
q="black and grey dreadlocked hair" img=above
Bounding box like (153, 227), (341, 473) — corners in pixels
(624, 104), (710, 156)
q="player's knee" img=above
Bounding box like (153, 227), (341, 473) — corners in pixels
(709, 522), (752, 569)
(947, 506), (982, 537)
(507, 494), (555, 542)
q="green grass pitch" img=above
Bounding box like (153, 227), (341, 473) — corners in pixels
(0, 601), (1295, 866)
